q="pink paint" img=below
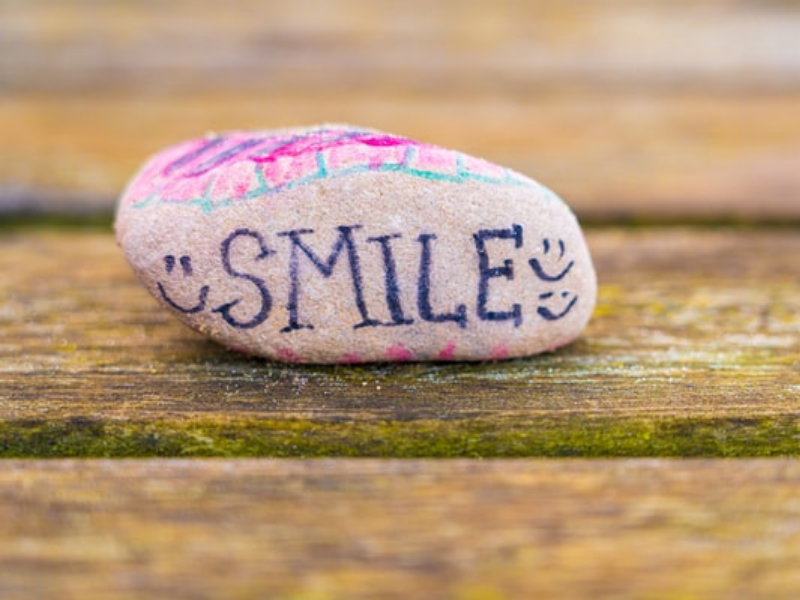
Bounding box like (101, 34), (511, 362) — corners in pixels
(210, 162), (254, 198)
(276, 347), (301, 363)
(358, 134), (408, 148)
(125, 126), (536, 211)
(436, 340), (457, 361)
(160, 175), (209, 201)
(326, 144), (372, 171)
(385, 344), (415, 362)
(248, 130), (414, 165)
(368, 144), (406, 168)
(337, 352), (364, 364)
(415, 146), (457, 175)
(234, 181), (250, 197)
(256, 151), (319, 188)
(490, 343), (510, 360)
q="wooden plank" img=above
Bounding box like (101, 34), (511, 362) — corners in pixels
(1, 0), (800, 220)
(3, 0), (800, 93)
(2, 91), (800, 222)
(1, 227), (798, 456)
(0, 458), (799, 600)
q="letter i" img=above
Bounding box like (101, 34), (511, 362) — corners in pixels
(366, 234), (414, 327)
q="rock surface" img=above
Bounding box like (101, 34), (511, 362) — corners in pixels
(115, 124), (596, 363)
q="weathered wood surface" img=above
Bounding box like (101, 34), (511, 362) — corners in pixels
(1, 226), (798, 456)
(3, 1), (800, 592)
(2, 0), (800, 221)
(5, 0), (799, 92)
(1, 459), (800, 600)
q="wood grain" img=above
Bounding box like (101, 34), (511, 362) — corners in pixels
(1, 458), (799, 600)
(3, 91), (800, 222)
(3, 2), (800, 588)
(1, 0), (799, 220)
(4, 0), (800, 93)
(1, 227), (798, 456)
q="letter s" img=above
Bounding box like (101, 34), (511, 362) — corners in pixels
(212, 229), (274, 329)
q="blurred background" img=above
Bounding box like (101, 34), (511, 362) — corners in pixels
(1, 0), (799, 221)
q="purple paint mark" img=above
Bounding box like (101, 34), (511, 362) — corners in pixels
(162, 137), (225, 176)
(186, 137), (269, 177)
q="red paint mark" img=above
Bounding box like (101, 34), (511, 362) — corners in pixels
(490, 344), (509, 360)
(385, 344), (415, 362)
(437, 340), (457, 361)
(276, 347), (301, 363)
(337, 352), (364, 364)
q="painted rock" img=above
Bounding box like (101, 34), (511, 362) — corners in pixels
(115, 124), (596, 363)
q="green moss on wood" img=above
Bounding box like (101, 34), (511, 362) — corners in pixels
(2, 415), (799, 458)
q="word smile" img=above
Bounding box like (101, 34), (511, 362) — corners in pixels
(157, 223), (579, 332)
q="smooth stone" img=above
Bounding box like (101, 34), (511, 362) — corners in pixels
(115, 124), (597, 363)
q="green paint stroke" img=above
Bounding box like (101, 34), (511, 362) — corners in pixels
(1, 415), (799, 458)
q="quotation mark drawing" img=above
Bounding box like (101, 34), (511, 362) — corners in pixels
(156, 254), (209, 314)
(530, 238), (578, 321)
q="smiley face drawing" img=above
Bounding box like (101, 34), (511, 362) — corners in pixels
(530, 238), (578, 321)
(156, 254), (209, 314)
(536, 290), (578, 321)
